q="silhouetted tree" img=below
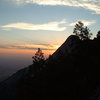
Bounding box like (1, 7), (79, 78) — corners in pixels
(32, 48), (45, 64)
(73, 21), (92, 40)
(30, 48), (45, 74)
(97, 31), (100, 38)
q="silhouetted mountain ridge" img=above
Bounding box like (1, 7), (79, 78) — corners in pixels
(0, 35), (100, 100)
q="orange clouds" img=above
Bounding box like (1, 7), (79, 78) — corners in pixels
(0, 43), (60, 51)
(0, 43), (60, 57)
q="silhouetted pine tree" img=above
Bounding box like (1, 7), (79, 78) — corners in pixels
(73, 21), (92, 40)
(32, 48), (45, 64)
(31, 48), (45, 73)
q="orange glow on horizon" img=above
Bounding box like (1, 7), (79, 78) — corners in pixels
(0, 48), (55, 57)
(0, 43), (60, 58)
(53, 45), (60, 49)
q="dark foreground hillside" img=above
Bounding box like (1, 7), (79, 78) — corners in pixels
(0, 35), (100, 100)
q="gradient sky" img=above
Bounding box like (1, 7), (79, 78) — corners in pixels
(0, 0), (100, 55)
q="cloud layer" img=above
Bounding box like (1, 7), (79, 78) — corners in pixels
(14, 0), (100, 14)
(70, 20), (96, 26)
(1, 19), (96, 31)
(0, 43), (60, 50)
(1, 20), (67, 31)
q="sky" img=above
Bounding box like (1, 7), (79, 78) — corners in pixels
(0, 0), (100, 80)
(0, 0), (100, 55)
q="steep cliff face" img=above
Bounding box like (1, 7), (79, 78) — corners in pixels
(0, 35), (100, 100)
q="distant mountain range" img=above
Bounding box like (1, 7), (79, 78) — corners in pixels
(0, 35), (100, 100)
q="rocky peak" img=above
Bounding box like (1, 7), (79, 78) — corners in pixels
(52, 35), (81, 60)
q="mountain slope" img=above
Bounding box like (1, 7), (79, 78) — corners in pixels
(0, 35), (100, 100)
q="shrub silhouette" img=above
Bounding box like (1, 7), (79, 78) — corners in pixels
(73, 21), (92, 40)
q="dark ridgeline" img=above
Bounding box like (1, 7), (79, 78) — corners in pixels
(0, 22), (100, 100)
